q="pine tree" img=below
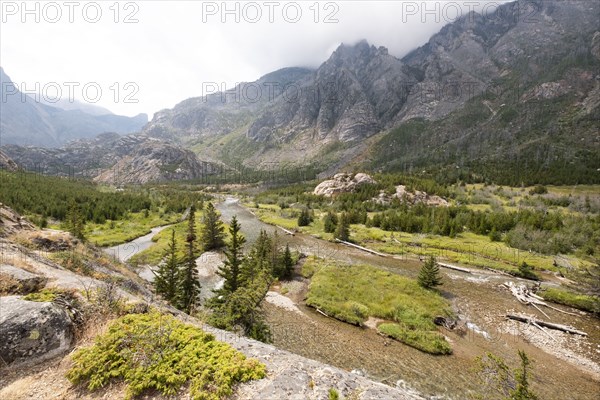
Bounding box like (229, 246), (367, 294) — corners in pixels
(176, 205), (201, 313)
(418, 255), (442, 289)
(297, 208), (312, 227)
(65, 199), (86, 241)
(334, 212), (350, 242)
(511, 351), (538, 400)
(241, 230), (272, 284)
(322, 211), (338, 233)
(200, 202), (225, 251)
(280, 244), (294, 280)
(154, 229), (179, 303)
(216, 216), (246, 296)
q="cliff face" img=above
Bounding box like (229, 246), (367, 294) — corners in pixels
(140, 0), (599, 182)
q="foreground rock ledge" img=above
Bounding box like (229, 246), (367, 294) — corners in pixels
(201, 324), (423, 400)
(0, 296), (73, 367)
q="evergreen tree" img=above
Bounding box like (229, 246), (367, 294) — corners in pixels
(511, 351), (538, 400)
(334, 212), (350, 242)
(323, 211), (338, 233)
(279, 244), (294, 280)
(65, 199), (86, 241)
(216, 216), (246, 295)
(241, 230), (272, 284)
(209, 230), (275, 343)
(297, 208), (312, 227)
(200, 202), (225, 251)
(176, 205), (201, 313)
(418, 255), (442, 289)
(154, 229), (179, 303)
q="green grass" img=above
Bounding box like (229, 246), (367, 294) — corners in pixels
(378, 323), (452, 355)
(539, 287), (600, 314)
(350, 225), (594, 274)
(67, 312), (265, 400)
(252, 204), (332, 239)
(86, 209), (180, 247)
(303, 257), (452, 354)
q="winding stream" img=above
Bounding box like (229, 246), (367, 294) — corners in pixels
(217, 197), (600, 399)
(104, 225), (171, 263)
(107, 197), (600, 399)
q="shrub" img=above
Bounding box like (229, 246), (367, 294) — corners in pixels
(529, 185), (548, 195)
(67, 312), (266, 400)
(23, 288), (61, 302)
(298, 208), (312, 227)
(513, 262), (539, 281)
(328, 388), (340, 400)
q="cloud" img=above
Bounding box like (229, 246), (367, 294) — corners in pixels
(0, 1), (509, 118)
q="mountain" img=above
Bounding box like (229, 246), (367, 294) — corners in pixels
(0, 68), (148, 147)
(2, 134), (220, 184)
(0, 149), (18, 171)
(37, 97), (114, 116)
(143, 0), (599, 184)
(368, 0), (600, 184)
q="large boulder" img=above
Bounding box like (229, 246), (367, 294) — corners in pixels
(313, 173), (377, 197)
(0, 296), (73, 367)
(0, 264), (47, 295)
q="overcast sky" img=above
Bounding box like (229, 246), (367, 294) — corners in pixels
(1, 1), (509, 118)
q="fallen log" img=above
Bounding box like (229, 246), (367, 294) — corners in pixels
(335, 239), (387, 257)
(278, 226), (295, 236)
(506, 314), (587, 336)
(437, 262), (472, 274)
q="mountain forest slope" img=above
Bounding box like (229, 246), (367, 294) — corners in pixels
(141, 0), (599, 185)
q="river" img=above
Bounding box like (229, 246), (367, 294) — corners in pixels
(216, 196), (600, 399)
(107, 197), (600, 399)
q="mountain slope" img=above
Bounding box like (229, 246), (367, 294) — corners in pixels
(2, 134), (220, 184)
(141, 1), (599, 183)
(365, 0), (600, 184)
(0, 68), (148, 147)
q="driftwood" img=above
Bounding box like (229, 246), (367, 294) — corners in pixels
(316, 308), (330, 318)
(437, 262), (472, 274)
(335, 239), (387, 257)
(277, 226), (295, 236)
(503, 282), (579, 316)
(506, 314), (587, 336)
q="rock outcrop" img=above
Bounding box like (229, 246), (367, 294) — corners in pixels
(0, 204), (35, 237)
(374, 185), (449, 207)
(0, 296), (73, 367)
(0, 265), (47, 295)
(0, 149), (18, 171)
(313, 173), (377, 197)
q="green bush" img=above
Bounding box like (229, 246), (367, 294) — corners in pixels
(512, 262), (540, 281)
(23, 288), (61, 302)
(67, 312), (266, 400)
(328, 388), (340, 400)
(378, 323), (452, 355)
